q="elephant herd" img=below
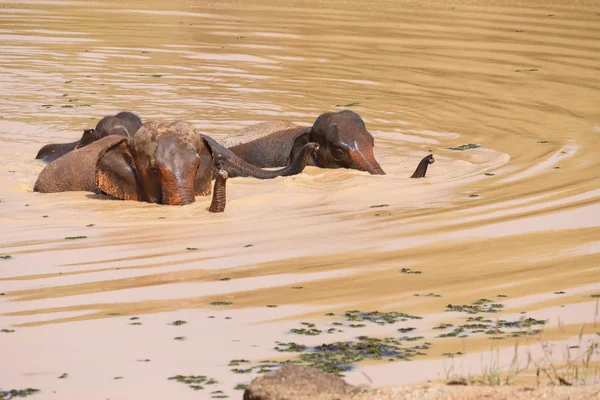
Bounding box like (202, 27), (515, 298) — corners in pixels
(33, 110), (434, 212)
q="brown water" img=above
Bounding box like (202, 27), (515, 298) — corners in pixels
(1, 0), (600, 398)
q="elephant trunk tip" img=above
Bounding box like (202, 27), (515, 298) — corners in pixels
(411, 154), (434, 178)
(209, 169), (228, 213)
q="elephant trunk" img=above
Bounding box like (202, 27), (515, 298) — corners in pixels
(350, 149), (386, 175)
(209, 170), (228, 213)
(226, 142), (319, 179)
(200, 134), (318, 179)
(411, 154), (435, 178)
(160, 169), (196, 205)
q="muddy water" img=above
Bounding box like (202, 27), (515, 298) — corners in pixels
(1, 0), (600, 397)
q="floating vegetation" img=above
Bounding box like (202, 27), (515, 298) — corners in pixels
(244, 244), (253, 248)
(266, 305), (278, 308)
(228, 360), (250, 366)
(58, 373), (68, 379)
(291, 323), (322, 336)
(370, 204), (389, 208)
(151, 74), (163, 78)
(64, 236), (87, 240)
(484, 172), (496, 176)
(114, 377), (123, 380)
(325, 312), (335, 316)
(469, 194), (479, 198)
(591, 294), (600, 298)
(186, 247), (199, 251)
(219, 277), (231, 281)
(170, 320), (187, 326)
(554, 291), (566, 294)
(292, 286), (304, 289)
(298, 336), (430, 375)
(349, 324), (366, 328)
(400, 268), (423, 275)
(274, 342), (307, 352)
(344, 310), (422, 325)
(335, 102), (360, 108)
(0, 388), (40, 398)
(0, 329), (14, 333)
(397, 327), (416, 333)
(1, 255), (13, 260)
(538, 140), (549, 144)
(233, 384), (248, 391)
(129, 322), (142, 326)
(130, 317), (139, 320)
(85, 224), (94, 227)
(437, 328), (468, 338)
(515, 68), (538, 72)
(174, 337), (186, 341)
(448, 143), (481, 151)
(107, 313), (120, 317)
(168, 375), (218, 391)
(445, 299), (504, 314)
(497, 294), (508, 298)
(209, 302), (233, 306)
(435, 315), (546, 340)
(413, 293), (441, 297)
(137, 359), (150, 362)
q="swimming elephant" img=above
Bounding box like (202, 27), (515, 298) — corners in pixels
(33, 120), (319, 208)
(34, 111), (142, 163)
(223, 110), (385, 175)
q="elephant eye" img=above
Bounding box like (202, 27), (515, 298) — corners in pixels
(333, 148), (345, 161)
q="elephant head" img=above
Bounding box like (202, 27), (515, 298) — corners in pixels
(35, 111), (142, 163)
(289, 110), (385, 175)
(95, 121), (319, 206)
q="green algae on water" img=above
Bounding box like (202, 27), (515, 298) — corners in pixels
(448, 143), (481, 151)
(0, 388), (40, 399)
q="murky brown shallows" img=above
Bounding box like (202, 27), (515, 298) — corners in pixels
(1, 0), (600, 398)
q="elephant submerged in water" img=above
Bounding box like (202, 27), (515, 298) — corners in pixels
(222, 110), (386, 175)
(34, 120), (319, 211)
(35, 111), (142, 163)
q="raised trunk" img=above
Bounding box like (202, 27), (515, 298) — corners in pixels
(410, 154), (435, 178)
(209, 170), (228, 213)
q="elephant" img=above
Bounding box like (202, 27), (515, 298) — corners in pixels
(35, 111), (142, 163)
(222, 110), (386, 175)
(33, 120), (319, 209)
(411, 154), (435, 178)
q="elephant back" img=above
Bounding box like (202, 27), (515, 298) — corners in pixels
(220, 120), (300, 148)
(34, 135), (128, 193)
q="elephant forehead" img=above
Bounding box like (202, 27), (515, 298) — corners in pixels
(132, 120), (201, 163)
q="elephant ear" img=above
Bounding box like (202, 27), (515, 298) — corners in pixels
(194, 137), (215, 196)
(287, 128), (312, 165)
(95, 139), (140, 201)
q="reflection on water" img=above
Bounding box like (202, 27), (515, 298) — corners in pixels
(0, 0), (599, 396)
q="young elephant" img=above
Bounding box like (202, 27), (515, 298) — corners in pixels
(224, 110), (385, 175)
(35, 111), (142, 163)
(34, 120), (319, 208)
